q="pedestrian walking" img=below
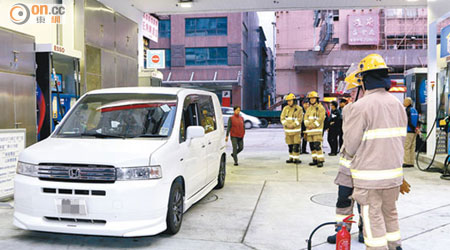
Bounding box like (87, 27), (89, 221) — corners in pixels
(225, 106), (245, 166)
(338, 99), (348, 150)
(344, 54), (407, 250)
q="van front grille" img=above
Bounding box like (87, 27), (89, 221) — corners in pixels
(38, 163), (116, 183)
(42, 188), (106, 196)
(44, 216), (107, 224)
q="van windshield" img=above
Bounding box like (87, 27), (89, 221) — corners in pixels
(56, 93), (178, 139)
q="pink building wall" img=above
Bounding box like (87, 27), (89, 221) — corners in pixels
(275, 8), (430, 100)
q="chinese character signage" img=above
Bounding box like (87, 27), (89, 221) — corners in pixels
(146, 50), (165, 69)
(348, 14), (379, 45)
(0, 129), (26, 200)
(440, 25), (450, 58)
(143, 13), (158, 42)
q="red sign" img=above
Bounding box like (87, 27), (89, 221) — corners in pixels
(348, 14), (379, 45)
(151, 55), (160, 63)
(222, 91), (231, 107)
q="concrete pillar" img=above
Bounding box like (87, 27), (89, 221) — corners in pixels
(427, 0), (450, 156)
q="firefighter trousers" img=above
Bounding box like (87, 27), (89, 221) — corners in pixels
(335, 185), (363, 232)
(307, 134), (324, 162)
(352, 187), (401, 250)
(286, 133), (301, 160)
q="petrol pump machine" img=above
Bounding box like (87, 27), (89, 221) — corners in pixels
(35, 44), (81, 140)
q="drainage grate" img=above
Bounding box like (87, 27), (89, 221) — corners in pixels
(310, 193), (338, 207)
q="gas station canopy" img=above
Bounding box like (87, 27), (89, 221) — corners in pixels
(130, 0), (427, 14)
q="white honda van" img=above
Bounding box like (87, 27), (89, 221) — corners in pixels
(14, 87), (227, 237)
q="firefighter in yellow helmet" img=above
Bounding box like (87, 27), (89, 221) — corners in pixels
(304, 91), (326, 167)
(201, 109), (215, 133)
(344, 54), (408, 250)
(328, 64), (366, 245)
(280, 93), (303, 163)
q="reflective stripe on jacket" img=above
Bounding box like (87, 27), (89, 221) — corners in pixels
(280, 104), (303, 135)
(343, 89), (407, 189)
(304, 102), (326, 135)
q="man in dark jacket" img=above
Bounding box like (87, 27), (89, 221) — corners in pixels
(327, 101), (342, 156)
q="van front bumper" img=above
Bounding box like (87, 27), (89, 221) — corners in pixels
(13, 175), (170, 237)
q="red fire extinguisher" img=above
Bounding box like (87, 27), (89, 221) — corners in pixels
(336, 215), (355, 250)
(307, 214), (355, 250)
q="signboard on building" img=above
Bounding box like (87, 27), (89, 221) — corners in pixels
(143, 13), (159, 42)
(348, 13), (379, 45)
(440, 25), (450, 58)
(222, 91), (231, 107)
(146, 50), (165, 69)
(0, 129), (26, 200)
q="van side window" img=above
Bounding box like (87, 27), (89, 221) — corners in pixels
(180, 95), (200, 143)
(199, 96), (217, 134)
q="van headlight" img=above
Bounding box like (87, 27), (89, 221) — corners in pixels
(116, 166), (162, 181)
(16, 162), (39, 177)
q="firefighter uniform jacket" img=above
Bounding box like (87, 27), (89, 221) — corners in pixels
(335, 104), (354, 188)
(343, 89), (407, 189)
(304, 102), (326, 136)
(280, 104), (303, 135)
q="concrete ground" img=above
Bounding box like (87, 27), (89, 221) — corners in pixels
(1, 128), (450, 250)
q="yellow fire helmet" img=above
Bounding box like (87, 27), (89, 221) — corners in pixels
(344, 63), (363, 91)
(307, 91), (319, 99)
(357, 53), (388, 77)
(285, 93), (296, 101)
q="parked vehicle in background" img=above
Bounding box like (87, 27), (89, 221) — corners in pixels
(14, 87), (227, 237)
(222, 107), (262, 129)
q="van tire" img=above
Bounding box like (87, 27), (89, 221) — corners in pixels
(245, 121), (253, 129)
(165, 181), (184, 235)
(215, 156), (226, 189)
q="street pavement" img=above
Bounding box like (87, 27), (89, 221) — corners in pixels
(1, 128), (449, 250)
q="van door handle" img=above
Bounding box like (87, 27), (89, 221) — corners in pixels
(202, 145), (206, 148)
(208, 142), (212, 145)
(180, 158), (184, 162)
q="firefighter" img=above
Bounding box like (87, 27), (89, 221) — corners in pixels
(304, 91), (326, 167)
(344, 54), (408, 250)
(280, 93), (303, 164)
(327, 65), (365, 245)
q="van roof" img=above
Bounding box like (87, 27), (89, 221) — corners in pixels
(87, 87), (213, 96)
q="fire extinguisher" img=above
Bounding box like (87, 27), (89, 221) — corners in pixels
(307, 214), (355, 250)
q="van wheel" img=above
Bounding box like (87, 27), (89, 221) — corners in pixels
(165, 181), (184, 235)
(215, 157), (226, 189)
(245, 121), (253, 129)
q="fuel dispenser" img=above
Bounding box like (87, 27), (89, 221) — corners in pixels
(405, 68), (428, 152)
(35, 44), (81, 140)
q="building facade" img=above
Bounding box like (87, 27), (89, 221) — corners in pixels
(275, 8), (430, 101)
(146, 12), (274, 110)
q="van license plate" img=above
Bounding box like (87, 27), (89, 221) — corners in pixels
(56, 199), (87, 215)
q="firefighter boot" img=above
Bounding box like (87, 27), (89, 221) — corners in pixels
(326, 234), (336, 244)
(294, 159), (302, 164)
(286, 158), (294, 164)
(309, 159), (318, 166)
(317, 161), (324, 168)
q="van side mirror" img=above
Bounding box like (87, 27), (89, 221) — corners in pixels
(186, 126), (205, 140)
